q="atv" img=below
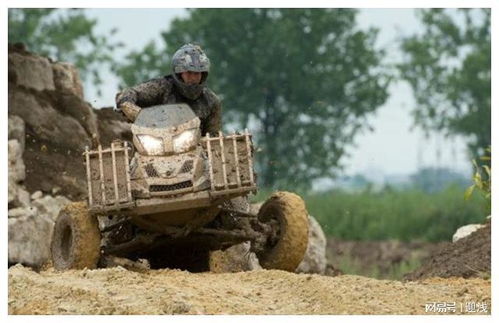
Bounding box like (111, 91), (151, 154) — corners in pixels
(50, 103), (309, 272)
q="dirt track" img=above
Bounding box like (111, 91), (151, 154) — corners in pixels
(8, 264), (490, 315)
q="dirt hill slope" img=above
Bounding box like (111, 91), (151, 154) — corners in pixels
(405, 220), (491, 281)
(8, 265), (490, 315)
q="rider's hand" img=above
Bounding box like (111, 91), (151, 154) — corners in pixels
(120, 102), (142, 122)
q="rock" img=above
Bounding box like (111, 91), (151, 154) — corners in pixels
(8, 207), (53, 267)
(9, 88), (91, 148)
(8, 115), (25, 151)
(12, 187), (31, 208)
(32, 195), (71, 223)
(296, 216), (327, 274)
(8, 206), (37, 218)
(8, 140), (25, 183)
(209, 242), (262, 273)
(8, 52), (55, 92)
(8, 180), (18, 204)
(452, 224), (486, 243)
(52, 62), (84, 99)
(8, 194), (70, 267)
(30, 190), (43, 200)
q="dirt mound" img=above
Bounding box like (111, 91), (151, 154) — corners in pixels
(405, 220), (490, 281)
(8, 264), (490, 315)
(326, 238), (449, 279)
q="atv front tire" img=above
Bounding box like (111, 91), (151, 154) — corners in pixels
(256, 191), (309, 272)
(51, 202), (101, 270)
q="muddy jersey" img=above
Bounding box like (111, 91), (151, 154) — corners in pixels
(116, 75), (221, 136)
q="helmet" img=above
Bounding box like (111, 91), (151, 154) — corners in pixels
(171, 44), (210, 100)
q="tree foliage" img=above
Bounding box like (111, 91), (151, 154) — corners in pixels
(8, 8), (122, 93)
(116, 9), (390, 189)
(398, 9), (490, 160)
(464, 146), (491, 215)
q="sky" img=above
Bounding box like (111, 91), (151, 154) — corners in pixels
(84, 8), (472, 181)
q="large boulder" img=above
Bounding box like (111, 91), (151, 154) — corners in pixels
(296, 215), (327, 274)
(8, 51), (55, 92)
(452, 224), (486, 243)
(8, 207), (52, 267)
(32, 195), (71, 223)
(9, 87), (90, 148)
(8, 194), (71, 268)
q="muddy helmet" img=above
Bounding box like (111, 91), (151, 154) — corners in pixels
(171, 43), (210, 100)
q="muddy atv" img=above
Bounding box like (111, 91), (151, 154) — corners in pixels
(51, 104), (309, 272)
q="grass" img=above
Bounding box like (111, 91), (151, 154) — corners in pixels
(333, 253), (422, 280)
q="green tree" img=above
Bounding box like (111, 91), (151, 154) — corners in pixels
(8, 8), (122, 93)
(116, 9), (390, 189)
(398, 9), (490, 160)
(409, 167), (468, 193)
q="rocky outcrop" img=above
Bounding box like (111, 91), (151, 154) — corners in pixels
(9, 44), (98, 199)
(7, 44), (127, 268)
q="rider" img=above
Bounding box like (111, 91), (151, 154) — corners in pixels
(115, 43), (221, 136)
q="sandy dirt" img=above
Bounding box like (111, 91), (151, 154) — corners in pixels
(8, 264), (490, 315)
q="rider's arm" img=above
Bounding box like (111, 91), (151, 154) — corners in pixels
(115, 78), (170, 121)
(205, 95), (222, 137)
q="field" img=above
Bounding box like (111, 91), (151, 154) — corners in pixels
(254, 185), (487, 242)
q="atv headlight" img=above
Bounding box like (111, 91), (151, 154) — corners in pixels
(137, 134), (164, 155)
(173, 129), (198, 153)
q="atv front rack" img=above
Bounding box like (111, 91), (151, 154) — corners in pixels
(85, 131), (257, 215)
(84, 141), (134, 211)
(202, 129), (256, 196)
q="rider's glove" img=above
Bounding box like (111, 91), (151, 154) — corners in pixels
(119, 102), (142, 122)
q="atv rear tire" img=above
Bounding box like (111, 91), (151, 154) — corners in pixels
(256, 191), (309, 272)
(51, 202), (101, 270)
